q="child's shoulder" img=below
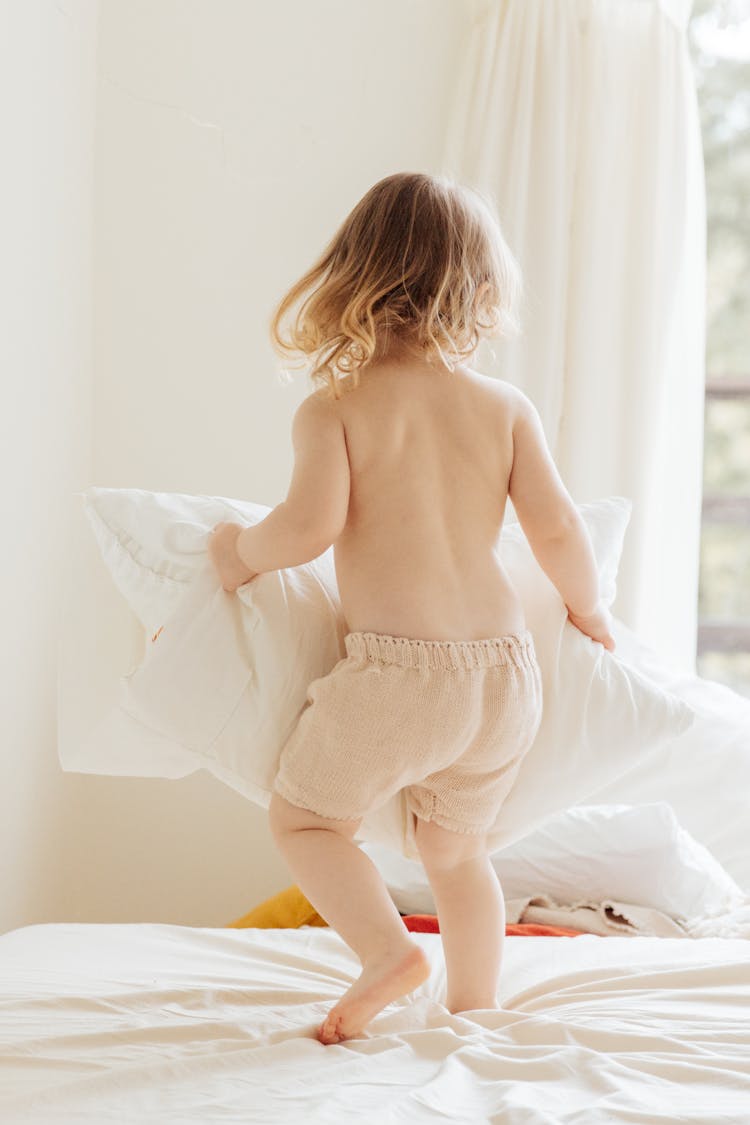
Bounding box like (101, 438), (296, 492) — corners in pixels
(302, 384), (341, 409)
(465, 367), (525, 406)
(306, 380), (351, 405)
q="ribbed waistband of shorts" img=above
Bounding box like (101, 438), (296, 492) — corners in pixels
(344, 628), (537, 671)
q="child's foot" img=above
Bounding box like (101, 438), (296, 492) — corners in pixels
(316, 941), (431, 1045)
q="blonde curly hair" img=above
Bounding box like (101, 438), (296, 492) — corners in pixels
(269, 171), (523, 400)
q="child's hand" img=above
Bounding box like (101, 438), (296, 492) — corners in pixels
(208, 521), (258, 593)
(566, 600), (616, 653)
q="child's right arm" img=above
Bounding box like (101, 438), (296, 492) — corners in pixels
(507, 388), (616, 652)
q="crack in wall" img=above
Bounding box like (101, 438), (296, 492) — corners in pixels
(99, 74), (308, 185)
(100, 75), (227, 167)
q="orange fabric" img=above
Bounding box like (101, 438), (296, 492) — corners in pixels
(228, 885), (587, 937)
(402, 913), (586, 937)
(505, 922), (587, 937)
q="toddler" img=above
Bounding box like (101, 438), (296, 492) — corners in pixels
(208, 171), (615, 1045)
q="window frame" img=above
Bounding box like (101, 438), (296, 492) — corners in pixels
(697, 374), (750, 657)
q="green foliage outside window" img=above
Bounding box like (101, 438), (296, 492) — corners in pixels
(688, 0), (750, 698)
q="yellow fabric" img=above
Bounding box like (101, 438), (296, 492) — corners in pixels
(227, 884), (328, 929)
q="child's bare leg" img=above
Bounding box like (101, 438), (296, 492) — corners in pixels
(413, 815), (505, 1013)
(268, 791), (431, 1044)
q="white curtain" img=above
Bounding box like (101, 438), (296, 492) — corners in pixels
(444, 0), (706, 674)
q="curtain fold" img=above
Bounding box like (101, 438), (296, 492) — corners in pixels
(445, 0), (705, 673)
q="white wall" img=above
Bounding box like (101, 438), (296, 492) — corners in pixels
(0, 1), (98, 935)
(1, 0), (473, 933)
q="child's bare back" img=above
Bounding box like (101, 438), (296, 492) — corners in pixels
(326, 351), (612, 648)
(331, 357), (525, 641)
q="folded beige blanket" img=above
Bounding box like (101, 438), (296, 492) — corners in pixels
(506, 895), (689, 938)
(506, 894), (750, 938)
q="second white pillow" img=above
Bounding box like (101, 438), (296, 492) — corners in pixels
(362, 802), (747, 922)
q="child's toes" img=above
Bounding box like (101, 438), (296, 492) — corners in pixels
(317, 1014), (344, 1044)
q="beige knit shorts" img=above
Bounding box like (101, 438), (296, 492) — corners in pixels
(273, 627), (543, 836)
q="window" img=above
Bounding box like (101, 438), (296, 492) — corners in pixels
(688, 1), (750, 699)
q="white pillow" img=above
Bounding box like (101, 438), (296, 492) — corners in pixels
(61, 487), (694, 862)
(575, 616), (750, 893)
(361, 802), (748, 923)
(62, 488), (346, 801)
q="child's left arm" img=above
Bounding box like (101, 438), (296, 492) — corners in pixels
(209, 391), (350, 591)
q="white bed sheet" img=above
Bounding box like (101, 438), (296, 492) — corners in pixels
(1, 922), (749, 1123)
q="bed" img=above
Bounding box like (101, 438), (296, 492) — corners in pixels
(1, 921), (749, 1123)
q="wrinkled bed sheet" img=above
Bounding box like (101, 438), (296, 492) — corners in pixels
(1, 923), (749, 1123)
